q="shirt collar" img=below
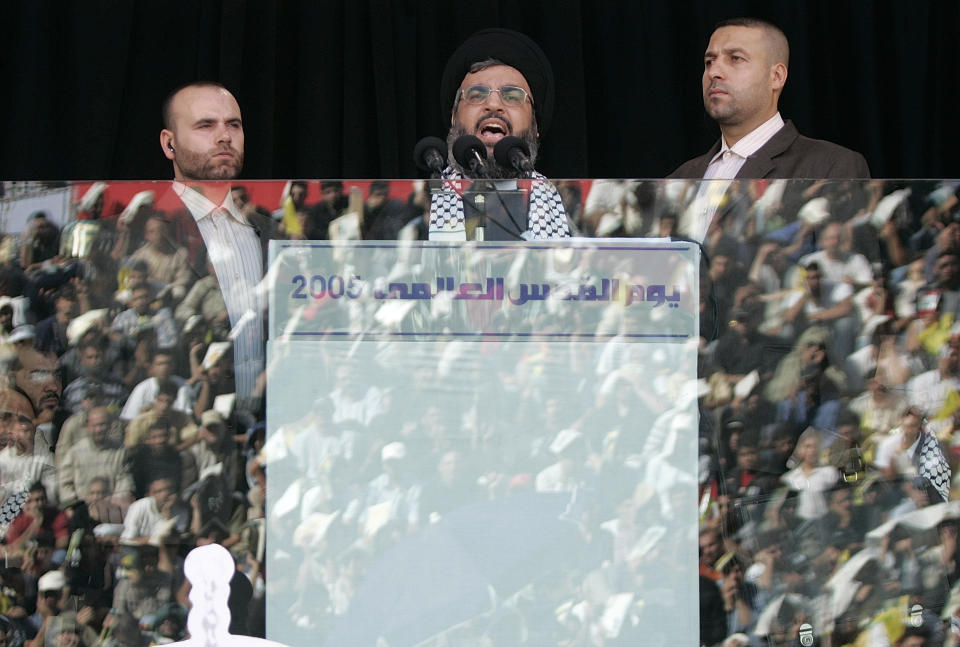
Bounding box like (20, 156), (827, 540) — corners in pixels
(710, 112), (785, 165)
(173, 182), (248, 226)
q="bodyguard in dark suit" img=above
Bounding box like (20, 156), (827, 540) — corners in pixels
(669, 17), (869, 180)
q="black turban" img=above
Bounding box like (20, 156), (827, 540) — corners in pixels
(441, 28), (555, 134)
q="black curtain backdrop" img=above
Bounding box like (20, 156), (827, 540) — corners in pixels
(2, 0), (958, 181)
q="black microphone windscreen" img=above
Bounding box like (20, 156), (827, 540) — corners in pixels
(413, 136), (448, 172)
(452, 135), (487, 169)
(493, 136), (530, 169)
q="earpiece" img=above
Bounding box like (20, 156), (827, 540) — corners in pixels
(168, 144), (175, 152)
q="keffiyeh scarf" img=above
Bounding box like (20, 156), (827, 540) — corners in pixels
(914, 431), (951, 501)
(429, 167), (570, 240)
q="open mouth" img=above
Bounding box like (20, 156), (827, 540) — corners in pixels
(477, 119), (510, 145)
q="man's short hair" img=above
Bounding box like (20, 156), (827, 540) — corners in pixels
(89, 475), (112, 492)
(156, 379), (179, 399)
(321, 181), (343, 192)
(162, 81), (231, 130)
(78, 336), (103, 353)
(131, 283), (153, 299)
(146, 212), (169, 226)
(714, 17), (789, 67)
(54, 285), (77, 303)
(130, 260), (150, 275)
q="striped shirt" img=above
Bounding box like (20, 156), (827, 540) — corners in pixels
(686, 113), (786, 243)
(174, 183), (264, 410)
(704, 112), (786, 180)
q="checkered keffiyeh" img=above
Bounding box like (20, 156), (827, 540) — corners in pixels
(914, 431), (951, 501)
(0, 490), (29, 537)
(429, 167), (570, 240)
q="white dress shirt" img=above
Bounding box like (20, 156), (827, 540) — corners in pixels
(174, 183), (264, 410)
(686, 113), (786, 243)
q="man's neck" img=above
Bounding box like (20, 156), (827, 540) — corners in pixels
(720, 110), (779, 148)
(177, 180), (230, 206)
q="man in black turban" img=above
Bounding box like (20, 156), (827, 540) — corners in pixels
(429, 28), (570, 240)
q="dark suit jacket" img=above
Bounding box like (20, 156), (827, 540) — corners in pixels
(668, 120), (870, 179)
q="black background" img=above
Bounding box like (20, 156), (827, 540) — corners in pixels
(2, 0), (957, 180)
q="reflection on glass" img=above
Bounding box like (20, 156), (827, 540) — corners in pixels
(0, 179), (955, 647)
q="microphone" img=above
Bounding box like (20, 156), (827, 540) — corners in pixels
(494, 136), (534, 176)
(413, 136), (447, 177)
(452, 135), (489, 177)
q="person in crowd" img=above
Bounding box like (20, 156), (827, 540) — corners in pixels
(126, 214), (193, 302)
(120, 477), (177, 544)
(0, 388), (58, 507)
(874, 407), (951, 502)
(113, 260), (164, 309)
(173, 258), (229, 339)
(129, 419), (186, 499)
(34, 287), (77, 358)
(848, 367), (908, 444)
(57, 407), (133, 507)
(10, 345), (63, 432)
(274, 181), (313, 239)
(19, 213), (61, 272)
(110, 545), (174, 634)
(715, 551), (763, 636)
(186, 410), (239, 490)
(906, 341), (960, 418)
(2, 482), (68, 561)
(60, 340), (128, 415)
(798, 221), (873, 289)
(779, 429), (839, 521)
(109, 284), (177, 352)
(82, 475), (124, 525)
(781, 261), (858, 361)
(307, 181), (348, 239)
(125, 379), (197, 450)
(361, 182), (412, 241)
(119, 350), (189, 422)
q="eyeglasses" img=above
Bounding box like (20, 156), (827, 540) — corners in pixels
(458, 85), (533, 107)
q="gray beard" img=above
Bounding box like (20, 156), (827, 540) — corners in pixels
(445, 123), (539, 179)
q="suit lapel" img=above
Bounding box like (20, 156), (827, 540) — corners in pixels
(736, 120), (799, 179)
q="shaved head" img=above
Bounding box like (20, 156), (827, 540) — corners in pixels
(714, 17), (789, 67)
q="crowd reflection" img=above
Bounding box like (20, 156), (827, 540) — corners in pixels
(0, 179), (957, 646)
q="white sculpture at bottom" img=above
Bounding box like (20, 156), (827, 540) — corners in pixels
(169, 543), (290, 647)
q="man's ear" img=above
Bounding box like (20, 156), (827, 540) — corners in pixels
(160, 130), (176, 161)
(771, 62), (787, 93)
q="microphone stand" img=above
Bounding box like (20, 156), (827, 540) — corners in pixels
(474, 194), (486, 241)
